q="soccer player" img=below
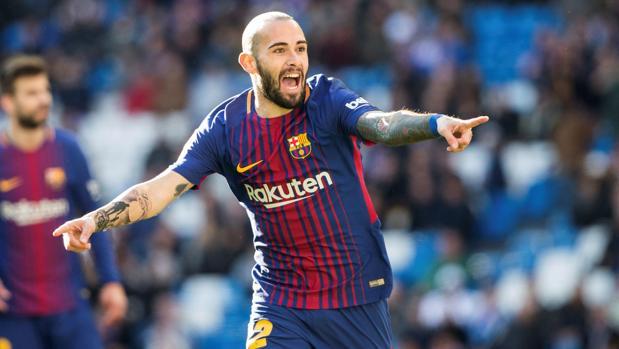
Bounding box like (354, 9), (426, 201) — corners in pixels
(53, 12), (488, 348)
(0, 55), (127, 349)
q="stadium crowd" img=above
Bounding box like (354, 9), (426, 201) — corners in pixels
(1, 0), (619, 348)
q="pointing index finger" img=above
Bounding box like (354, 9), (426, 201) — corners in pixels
(52, 224), (68, 237)
(464, 116), (489, 129)
(52, 221), (78, 237)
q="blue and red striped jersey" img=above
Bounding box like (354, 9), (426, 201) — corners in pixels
(172, 75), (392, 309)
(0, 128), (119, 316)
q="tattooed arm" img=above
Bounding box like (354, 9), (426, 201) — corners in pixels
(356, 110), (440, 146)
(356, 110), (489, 151)
(52, 169), (192, 252)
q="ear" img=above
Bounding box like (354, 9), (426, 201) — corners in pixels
(0, 94), (13, 115)
(238, 52), (258, 74)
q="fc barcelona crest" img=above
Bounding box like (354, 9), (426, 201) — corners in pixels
(45, 167), (66, 191)
(287, 133), (311, 159)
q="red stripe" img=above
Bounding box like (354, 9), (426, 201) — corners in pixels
(49, 141), (74, 312)
(258, 117), (281, 305)
(256, 116), (289, 306)
(290, 109), (338, 309)
(320, 138), (370, 304)
(250, 115), (277, 305)
(296, 165), (336, 309)
(350, 136), (378, 223)
(289, 116), (345, 308)
(238, 112), (246, 165)
(278, 114), (327, 309)
(271, 123), (308, 308)
(26, 152), (48, 313)
(247, 114), (279, 302)
(263, 118), (300, 305)
(277, 117), (313, 308)
(269, 142), (307, 308)
(282, 134), (323, 308)
(286, 108), (336, 308)
(307, 145), (355, 307)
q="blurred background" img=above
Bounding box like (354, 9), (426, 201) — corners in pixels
(1, 0), (619, 348)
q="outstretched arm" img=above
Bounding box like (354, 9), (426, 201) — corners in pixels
(356, 110), (489, 152)
(52, 169), (193, 252)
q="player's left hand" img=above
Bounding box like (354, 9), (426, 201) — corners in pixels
(98, 282), (128, 329)
(437, 115), (489, 152)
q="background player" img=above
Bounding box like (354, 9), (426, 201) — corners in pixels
(52, 12), (487, 348)
(0, 55), (127, 349)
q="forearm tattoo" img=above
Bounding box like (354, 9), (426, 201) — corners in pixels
(356, 111), (439, 146)
(94, 201), (128, 231)
(173, 183), (189, 198)
(93, 188), (152, 232)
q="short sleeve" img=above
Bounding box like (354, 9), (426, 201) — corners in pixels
(328, 78), (381, 137)
(170, 110), (225, 186)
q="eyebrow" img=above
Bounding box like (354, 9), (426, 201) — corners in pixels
(268, 40), (308, 49)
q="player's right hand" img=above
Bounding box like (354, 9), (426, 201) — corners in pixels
(52, 216), (96, 253)
(0, 278), (10, 312)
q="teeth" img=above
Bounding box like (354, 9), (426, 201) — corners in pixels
(284, 73), (300, 78)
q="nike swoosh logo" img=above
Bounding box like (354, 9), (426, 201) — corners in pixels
(0, 177), (22, 193)
(236, 160), (263, 173)
(263, 195), (313, 209)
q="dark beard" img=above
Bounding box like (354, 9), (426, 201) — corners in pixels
(16, 113), (46, 129)
(256, 61), (305, 109)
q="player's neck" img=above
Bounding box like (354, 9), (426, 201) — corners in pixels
(6, 120), (48, 152)
(253, 90), (293, 118)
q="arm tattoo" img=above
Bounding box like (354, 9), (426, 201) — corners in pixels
(94, 201), (128, 231)
(173, 184), (189, 198)
(356, 111), (439, 146)
(92, 188), (152, 232)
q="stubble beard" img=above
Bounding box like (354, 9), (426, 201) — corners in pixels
(256, 60), (305, 109)
(15, 107), (48, 129)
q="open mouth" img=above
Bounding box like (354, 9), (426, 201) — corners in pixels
(280, 72), (302, 92)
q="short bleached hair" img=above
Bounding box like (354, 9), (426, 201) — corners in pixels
(242, 11), (294, 55)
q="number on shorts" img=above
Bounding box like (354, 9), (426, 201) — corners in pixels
(247, 319), (273, 349)
(0, 338), (12, 349)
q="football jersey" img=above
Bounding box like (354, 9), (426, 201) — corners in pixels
(172, 75), (393, 309)
(0, 128), (119, 315)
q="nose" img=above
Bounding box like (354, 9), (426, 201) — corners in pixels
(286, 50), (302, 67)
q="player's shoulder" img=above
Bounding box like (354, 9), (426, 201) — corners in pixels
(195, 88), (251, 133)
(52, 128), (81, 149)
(307, 74), (353, 101)
(52, 128), (90, 161)
(307, 74), (342, 93)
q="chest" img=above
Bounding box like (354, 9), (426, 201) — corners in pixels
(0, 147), (68, 202)
(228, 111), (328, 183)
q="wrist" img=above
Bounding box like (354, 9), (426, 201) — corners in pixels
(84, 212), (101, 232)
(429, 114), (444, 137)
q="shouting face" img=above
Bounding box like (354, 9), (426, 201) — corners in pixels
(248, 18), (309, 109)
